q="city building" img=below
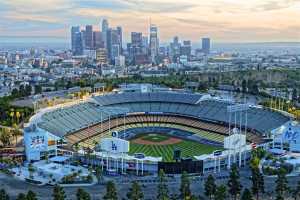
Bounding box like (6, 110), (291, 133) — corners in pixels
(181, 40), (192, 59)
(107, 28), (122, 63)
(96, 48), (108, 65)
(71, 26), (82, 55)
(170, 36), (181, 62)
(93, 31), (103, 49)
(149, 24), (159, 64)
(115, 55), (126, 67)
(202, 38), (211, 54)
(85, 25), (94, 50)
(101, 19), (109, 49)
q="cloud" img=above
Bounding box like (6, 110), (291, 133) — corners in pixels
(252, 0), (300, 11)
(4, 13), (60, 24)
(121, 0), (196, 13)
(0, 0), (299, 42)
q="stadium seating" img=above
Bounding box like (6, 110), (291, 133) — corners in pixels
(35, 92), (290, 147)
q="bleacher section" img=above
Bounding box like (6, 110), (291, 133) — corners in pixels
(93, 93), (290, 134)
(93, 92), (203, 106)
(38, 102), (128, 137)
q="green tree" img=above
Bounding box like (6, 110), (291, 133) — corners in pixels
(215, 185), (227, 200)
(227, 164), (242, 200)
(292, 88), (298, 101)
(95, 166), (102, 184)
(26, 190), (38, 200)
(16, 193), (26, 200)
(157, 169), (169, 200)
(204, 174), (217, 200)
(241, 189), (253, 200)
(0, 128), (11, 147)
(76, 188), (91, 200)
(127, 181), (144, 200)
(52, 185), (66, 200)
(242, 79), (247, 92)
(34, 85), (42, 95)
(0, 189), (9, 200)
(275, 168), (289, 200)
(291, 181), (300, 200)
(180, 171), (191, 200)
(251, 166), (264, 200)
(25, 85), (32, 96)
(103, 181), (118, 200)
(11, 88), (19, 98)
(19, 85), (25, 97)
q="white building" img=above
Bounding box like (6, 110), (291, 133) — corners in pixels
(115, 55), (125, 67)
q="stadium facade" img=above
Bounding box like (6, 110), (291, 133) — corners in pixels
(24, 91), (292, 174)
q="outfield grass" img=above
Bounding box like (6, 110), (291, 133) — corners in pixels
(129, 139), (222, 162)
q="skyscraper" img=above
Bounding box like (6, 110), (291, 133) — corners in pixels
(116, 26), (123, 53)
(93, 31), (103, 49)
(71, 26), (83, 55)
(149, 24), (159, 64)
(85, 25), (94, 50)
(181, 40), (192, 58)
(107, 28), (122, 63)
(71, 26), (80, 53)
(131, 32), (143, 47)
(130, 32), (143, 64)
(202, 38), (211, 54)
(170, 36), (181, 62)
(74, 32), (83, 55)
(101, 19), (109, 49)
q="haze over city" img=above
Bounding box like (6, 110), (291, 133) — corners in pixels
(0, 0), (300, 43)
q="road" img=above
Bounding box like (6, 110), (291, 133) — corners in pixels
(1, 170), (300, 200)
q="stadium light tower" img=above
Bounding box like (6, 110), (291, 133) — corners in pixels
(226, 103), (249, 169)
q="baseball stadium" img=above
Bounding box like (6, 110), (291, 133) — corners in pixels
(24, 90), (291, 174)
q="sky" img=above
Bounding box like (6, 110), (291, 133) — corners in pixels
(0, 0), (300, 43)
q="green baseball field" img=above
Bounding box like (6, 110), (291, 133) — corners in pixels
(129, 134), (222, 162)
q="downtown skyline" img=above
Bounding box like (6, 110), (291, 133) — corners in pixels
(0, 0), (300, 43)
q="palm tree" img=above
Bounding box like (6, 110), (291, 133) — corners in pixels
(12, 124), (22, 147)
(10, 109), (15, 124)
(28, 163), (35, 180)
(0, 128), (12, 147)
(15, 111), (21, 124)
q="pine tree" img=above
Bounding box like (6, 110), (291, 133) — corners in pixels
(103, 181), (118, 200)
(52, 185), (66, 200)
(180, 171), (191, 200)
(127, 181), (144, 200)
(0, 189), (9, 200)
(241, 189), (253, 200)
(215, 185), (227, 200)
(227, 164), (242, 200)
(251, 166), (264, 200)
(157, 169), (169, 200)
(16, 193), (26, 200)
(26, 190), (38, 200)
(275, 168), (289, 200)
(76, 188), (91, 200)
(291, 181), (300, 200)
(204, 174), (217, 200)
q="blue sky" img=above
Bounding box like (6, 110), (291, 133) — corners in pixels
(0, 0), (299, 43)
